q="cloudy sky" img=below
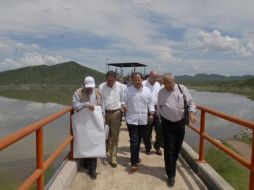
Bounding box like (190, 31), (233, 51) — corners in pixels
(0, 0), (254, 76)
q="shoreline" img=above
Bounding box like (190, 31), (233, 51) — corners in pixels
(189, 85), (254, 100)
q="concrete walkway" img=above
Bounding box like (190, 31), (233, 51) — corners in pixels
(69, 124), (207, 190)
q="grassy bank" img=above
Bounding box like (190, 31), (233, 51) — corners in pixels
(0, 167), (54, 190)
(206, 143), (249, 190)
(237, 135), (252, 146)
(0, 151), (68, 190)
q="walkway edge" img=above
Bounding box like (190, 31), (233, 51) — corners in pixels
(47, 159), (81, 190)
(181, 141), (234, 190)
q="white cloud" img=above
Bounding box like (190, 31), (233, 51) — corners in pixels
(184, 30), (254, 57)
(0, 0), (254, 75)
(0, 0), (174, 69)
(143, 1), (254, 31)
(0, 52), (68, 71)
(0, 39), (39, 58)
(159, 58), (254, 76)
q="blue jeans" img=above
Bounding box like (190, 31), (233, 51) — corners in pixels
(127, 124), (146, 165)
(161, 117), (185, 178)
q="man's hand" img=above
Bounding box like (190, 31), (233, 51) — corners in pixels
(189, 112), (196, 124)
(88, 105), (95, 111)
(148, 111), (155, 125)
(149, 111), (155, 115)
(122, 104), (128, 112)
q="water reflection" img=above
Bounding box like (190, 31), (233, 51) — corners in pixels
(0, 96), (65, 137)
(0, 96), (70, 188)
(191, 90), (254, 120)
(185, 90), (254, 146)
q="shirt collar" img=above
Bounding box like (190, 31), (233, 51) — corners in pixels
(106, 82), (116, 89)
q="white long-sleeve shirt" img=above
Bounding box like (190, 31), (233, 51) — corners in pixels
(98, 81), (124, 111)
(157, 84), (196, 122)
(142, 79), (161, 106)
(124, 85), (155, 125)
(72, 88), (97, 112)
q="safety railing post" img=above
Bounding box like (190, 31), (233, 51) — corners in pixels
(198, 110), (206, 162)
(36, 128), (44, 190)
(249, 130), (254, 190)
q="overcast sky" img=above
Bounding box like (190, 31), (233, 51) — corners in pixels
(0, 0), (254, 76)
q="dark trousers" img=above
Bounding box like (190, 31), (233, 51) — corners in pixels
(83, 158), (97, 172)
(127, 124), (146, 165)
(161, 117), (185, 179)
(143, 113), (162, 151)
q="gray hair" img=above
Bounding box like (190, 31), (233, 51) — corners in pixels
(163, 73), (175, 80)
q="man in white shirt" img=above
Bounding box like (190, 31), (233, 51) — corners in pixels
(99, 71), (124, 167)
(157, 73), (196, 187)
(142, 71), (163, 156)
(72, 76), (102, 179)
(123, 72), (155, 171)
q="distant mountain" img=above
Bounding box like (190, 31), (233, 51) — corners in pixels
(0, 63), (253, 88)
(224, 77), (254, 88)
(0, 61), (105, 85)
(175, 73), (254, 86)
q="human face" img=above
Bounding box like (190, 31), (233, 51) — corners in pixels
(106, 75), (116, 88)
(148, 71), (157, 85)
(133, 74), (143, 89)
(85, 87), (94, 94)
(163, 76), (175, 91)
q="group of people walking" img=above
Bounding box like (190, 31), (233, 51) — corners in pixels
(72, 70), (196, 188)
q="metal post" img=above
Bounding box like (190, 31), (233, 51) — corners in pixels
(198, 110), (206, 162)
(106, 58), (109, 73)
(249, 130), (254, 190)
(36, 128), (44, 190)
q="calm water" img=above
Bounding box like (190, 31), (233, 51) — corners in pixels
(1, 90), (254, 146)
(0, 97), (70, 188)
(185, 90), (254, 145)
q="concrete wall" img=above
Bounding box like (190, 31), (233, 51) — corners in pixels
(181, 141), (234, 190)
(47, 159), (81, 190)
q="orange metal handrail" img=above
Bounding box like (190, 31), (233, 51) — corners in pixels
(190, 104), (254, 190)
(0, 106), (74, 190)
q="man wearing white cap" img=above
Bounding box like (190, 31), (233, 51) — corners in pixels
(72, 76), (102, 179)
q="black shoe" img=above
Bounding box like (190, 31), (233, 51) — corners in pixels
(130, 164), (138, 172)
(138, 157), (141, 163)
(156, 148), (162, 156)
(145, 150), (151, 155)
(88, 170), (97, 179)
(167, 178), (175, 187)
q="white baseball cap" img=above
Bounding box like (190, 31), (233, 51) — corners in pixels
(84, 76), (95, 88)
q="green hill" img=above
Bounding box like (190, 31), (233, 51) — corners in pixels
(175, 74), (253, 86)
(223, 77), (254, 88)
(0, 61), (105, 85)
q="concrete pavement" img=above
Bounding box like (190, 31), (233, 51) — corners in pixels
(69, 123), (208, 190)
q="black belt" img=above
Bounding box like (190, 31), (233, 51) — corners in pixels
(161, 116), (185, 124)
(105, 109), (121, 113)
